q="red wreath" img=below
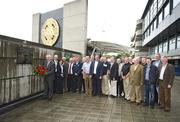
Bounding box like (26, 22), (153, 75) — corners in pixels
(33, 65), (48, 76)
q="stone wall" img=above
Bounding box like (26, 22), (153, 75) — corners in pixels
(0, 35), (80, 106)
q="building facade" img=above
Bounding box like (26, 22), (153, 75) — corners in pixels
(141, 0), (180, 75)
(32, 0), (88, 56)
(130, 19), (148, 57)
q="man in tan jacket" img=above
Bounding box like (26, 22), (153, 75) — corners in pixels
(129, 57), (144, 105)
(159, 56), (175, 112)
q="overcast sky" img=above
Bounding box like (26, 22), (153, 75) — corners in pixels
(0, 0), (147, 46)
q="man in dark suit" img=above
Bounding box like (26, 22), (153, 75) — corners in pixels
(56, 59), (65, 94)
(72, 56), (82, 93)
(159, 56), (175, 112)
(62, 57), (68, 92)
(67, 58), (74, 92)
(153, 53), (162, 105)
(44, 54), (55, 100)
(89, 55), (103, 96)
(109, 56), (119, 97)
(143, 57), (159, 108)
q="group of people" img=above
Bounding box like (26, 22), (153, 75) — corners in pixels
(43, 53), (175, 112)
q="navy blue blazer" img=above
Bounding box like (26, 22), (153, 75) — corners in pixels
(89, 61), (103, 78)
(144, 64), (159, 84)
(72, 62), (83, 75)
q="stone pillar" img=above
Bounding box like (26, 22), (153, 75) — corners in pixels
(32, 13), (41, 43)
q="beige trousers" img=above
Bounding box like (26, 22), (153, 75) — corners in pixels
(130, 85), (142, 103)
(123, 77), (131, 100)
(84, 74), (92, 96)
(102, 75), (109, 95)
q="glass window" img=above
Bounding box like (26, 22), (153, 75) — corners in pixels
(177, 36), (180, 48)
(154, 19), (157, 28)
(173, 0), (180, 8)
(151, 21), (154, 32)
(164, 3), (169, 18)
(158, 11), (163, 24)
(163, 41), (168, 52)
(150, 47), (155, 55)
(169, 38), (176, 50)
(158, 0), (163, 10)
(159, 43), (163, 53)
(155, 46), (158, 53)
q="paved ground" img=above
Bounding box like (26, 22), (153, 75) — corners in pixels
(0, 77), (180, 122)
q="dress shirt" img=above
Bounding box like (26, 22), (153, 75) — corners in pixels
(93, 61), (98, 74)
(54, 60), (58, 72)
(82, 62), (91, 74)
(154, 60), (160, 68)
(159, 64), (167, 80)
(118, 63), (124, 76)
(145, 65), (150, 81)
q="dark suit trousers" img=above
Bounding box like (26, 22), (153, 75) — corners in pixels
(67, 74), (73, 91)
(92, 74), (102, 96)
(53, 72), (58, 93)
(57, 76), (64, 94)
(159, 80), (171, 110)
(72, 75), (78, 92)
(44, 78), (53, 99)
(78, 74), (85, 92)
(117, 77), (124, 96)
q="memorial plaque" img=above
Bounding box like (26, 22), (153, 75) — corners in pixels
(17, 47), (33, 64)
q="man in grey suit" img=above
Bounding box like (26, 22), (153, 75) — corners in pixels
(44, 54), (55, 100)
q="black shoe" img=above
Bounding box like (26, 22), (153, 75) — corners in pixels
(150, 105), (154, 109)
(143, 103), (148, 106)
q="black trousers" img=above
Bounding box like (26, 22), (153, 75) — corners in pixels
(78, 74), (85, 92)
(92, 74), (102, 96)
(53, 72), (58, 93)
(117, 77), (124, 96)
(67, 74), (73, 91)
(72, 75), (78, 92)
(57, 76), (64, 94)
(44, 78), (53, 99)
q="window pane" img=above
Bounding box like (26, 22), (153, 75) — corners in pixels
(177, 36), (180, 48)
(169, 38), (176, 50)
(155, 46), (158, 53)
(173, 0), (180, 8)
(164, 3), (169, 17)
(158, 12), (163, 24)
(163, 41), (168, 52)
(158, 0), (163, 10)
(159, 43), (163, 53)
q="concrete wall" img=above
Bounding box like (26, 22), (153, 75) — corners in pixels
(32, 13), (41, 43)
(0, 35), (80, 106)
(63, 0), (88, 56)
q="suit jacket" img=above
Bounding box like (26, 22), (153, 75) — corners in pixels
(63, 62), (69, 77)
(44, 60), (55, 81)
(102, 61), (110, 76)
(72, 62), (83, 76)
(89, 61), (103, 78)
(129, 64), (144, 86)
(160, 63), (175, 86)
(144, 64), (159, 84)
(57, 63), (65, 78)
(109, 62), (119, 80)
